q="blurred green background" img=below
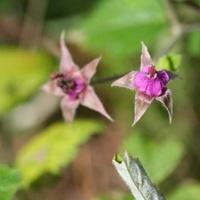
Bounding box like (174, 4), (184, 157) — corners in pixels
(0, 0), (200, 199)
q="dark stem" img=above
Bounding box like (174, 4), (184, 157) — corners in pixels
(91, 73), (127, 85)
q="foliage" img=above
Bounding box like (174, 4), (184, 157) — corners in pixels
(156, 54), (182, 72)
(0, 0), (200, 199)
(68, 0), (166, 74)
(113, 152), (165, 200)
(15, 119), (105, 187)
(0, 47), (55, 116)
(167, 184), (200, 200)
(0, 164), (21, 200)
(123, 132), (184, 184)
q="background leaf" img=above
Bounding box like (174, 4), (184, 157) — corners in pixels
(0, 47), (55, 116)
(123, 132), (184, 184)
(0, 164), (21, 200)
(167, 184), (200, 200)
(15, 119), (105, 187)
(67, 0), (166, 74)
(156, 54), (181, 71)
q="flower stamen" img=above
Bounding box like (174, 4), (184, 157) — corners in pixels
(56, 78), (76, 92)
(145, 66), (157, 78)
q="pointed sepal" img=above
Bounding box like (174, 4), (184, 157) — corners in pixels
(81, 57), (101, 84)
(60, 96), (80, 123)
(80, 86), (113, 121)
(156, 89), (173, 124)
(60, 32), (79, 74)
(140, 42), (154, 70)
(133, 91), (153, 126)
(165, 70), (179, 82)
(111, 71), (136, 90)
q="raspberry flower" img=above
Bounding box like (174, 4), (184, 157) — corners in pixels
(112, 42), (178, 125)
(42, 33), (113, 123)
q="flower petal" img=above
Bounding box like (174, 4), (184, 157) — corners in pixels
(60, 96), (80, 123)
(140, 42), (154, 70)
(80, 86), (113, 121)
(157, 70), (170, 84)
(146, 79), (163, 97)
(111, 71), (137, 90)
(59, 32), (79, 74)
(42, 81), (65, 96)
(134, 72), (148, 92)
(81, 57), (101, 83)
(133, 91), (153, 126)
(156, 89), (173, 124)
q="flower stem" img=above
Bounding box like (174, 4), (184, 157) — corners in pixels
(91, 73), (127, 85)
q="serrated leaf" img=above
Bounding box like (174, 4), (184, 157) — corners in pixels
(123, 132), (184, 183)
(156, 54), (181, 71)
(167, 184), (200, 200)
(0, 164), (21, 200)
(67, 0), (166, 73)
(15, 119), (104, 187)
(0, 47), (55, 116)
(113, 152), (165, 200)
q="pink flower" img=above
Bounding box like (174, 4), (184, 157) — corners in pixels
(112, 42), (178, 125)
(42, 33), (113, 123)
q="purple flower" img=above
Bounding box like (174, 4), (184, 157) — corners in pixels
(112, 42), (178, 125)
(42, 33), (113, 123)
(134, 66), (170, 97)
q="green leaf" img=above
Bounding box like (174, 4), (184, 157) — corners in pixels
(15, 119), (104, 187)
(167, 184), (200, 200)
(0, 164), (21, 200)
(156, 54), (181, 71)
(123, 132), (184, 183)
(113, 152), (165, 200)
(68, 0), (166, 74)
(0, 47), (55, 116)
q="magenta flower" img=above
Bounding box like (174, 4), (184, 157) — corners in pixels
(112, 42), (178, 125)
(42, 33), (113, 123)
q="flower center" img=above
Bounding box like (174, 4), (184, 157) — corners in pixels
(56, 78), (76, 93)
(52, 73), (85, 99)
(145, 66), (157, 78)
